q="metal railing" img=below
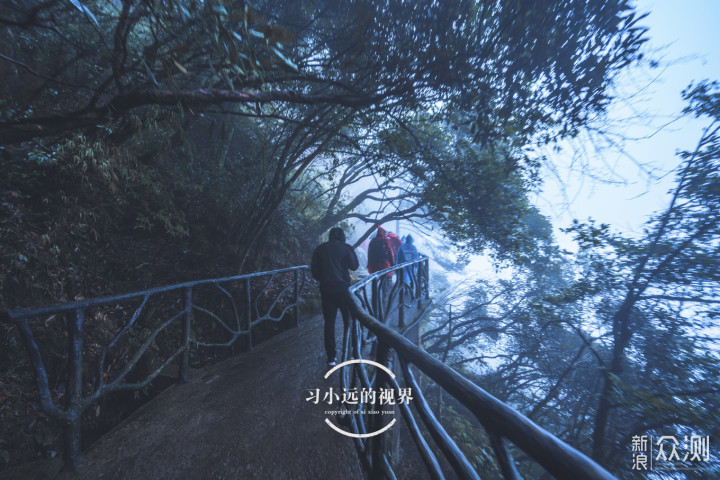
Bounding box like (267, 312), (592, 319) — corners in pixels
(340, 257), (617, 479)
(2, 266), (307, 470)
(3, 255), (618, 478)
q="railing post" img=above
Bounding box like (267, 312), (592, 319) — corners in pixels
(6, 265), (311, 473)
(371, 341), (391, 477)
(246, 277), (253, 350)
(179, 286), (192, 383)
(489, 431), (521, 480)
(414, 260), (420, 301)
(416, 261), (423, 306)
(64, 308), (84, 471)
(424, 258), (430, 300)
(371, 277), (379, 319)
(398, 268), (405, 329)
(380, 277), (387, 322)
(293, 269), (300, 328)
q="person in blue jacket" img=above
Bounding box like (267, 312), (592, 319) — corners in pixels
(397, 234), (419, 285)
(311, 227), (359, 367)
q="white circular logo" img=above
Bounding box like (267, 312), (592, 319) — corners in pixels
(323, 359), (397, 438)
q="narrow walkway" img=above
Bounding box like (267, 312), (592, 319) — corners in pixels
(58, 315), (366, 480)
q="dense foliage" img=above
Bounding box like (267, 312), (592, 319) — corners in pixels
(1, 0), (647, 258)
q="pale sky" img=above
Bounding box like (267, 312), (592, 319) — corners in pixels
(536, 0), (720, 248)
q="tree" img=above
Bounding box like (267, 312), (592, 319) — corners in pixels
(294, 111), (562, 263)
(588, 80), (720, 466)
(1, 0), (645, 145)
(0, 0), (649, 267)
(424, 82), (720, 477)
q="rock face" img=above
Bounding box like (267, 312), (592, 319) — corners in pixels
(56, 315), (366, 480)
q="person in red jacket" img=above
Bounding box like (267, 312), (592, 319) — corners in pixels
(311, 227), (359, 367)
(367, 226), (394, 274)
(388, 232), (402, 263)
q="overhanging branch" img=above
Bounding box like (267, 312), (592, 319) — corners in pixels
(0, 87), (392, 144)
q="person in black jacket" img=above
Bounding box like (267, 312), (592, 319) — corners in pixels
(311, 227), (359, 366)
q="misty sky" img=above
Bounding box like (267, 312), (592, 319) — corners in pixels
(537, 0), (720, 249)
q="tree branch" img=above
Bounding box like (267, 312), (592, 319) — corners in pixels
(0, 87), (394, 144)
